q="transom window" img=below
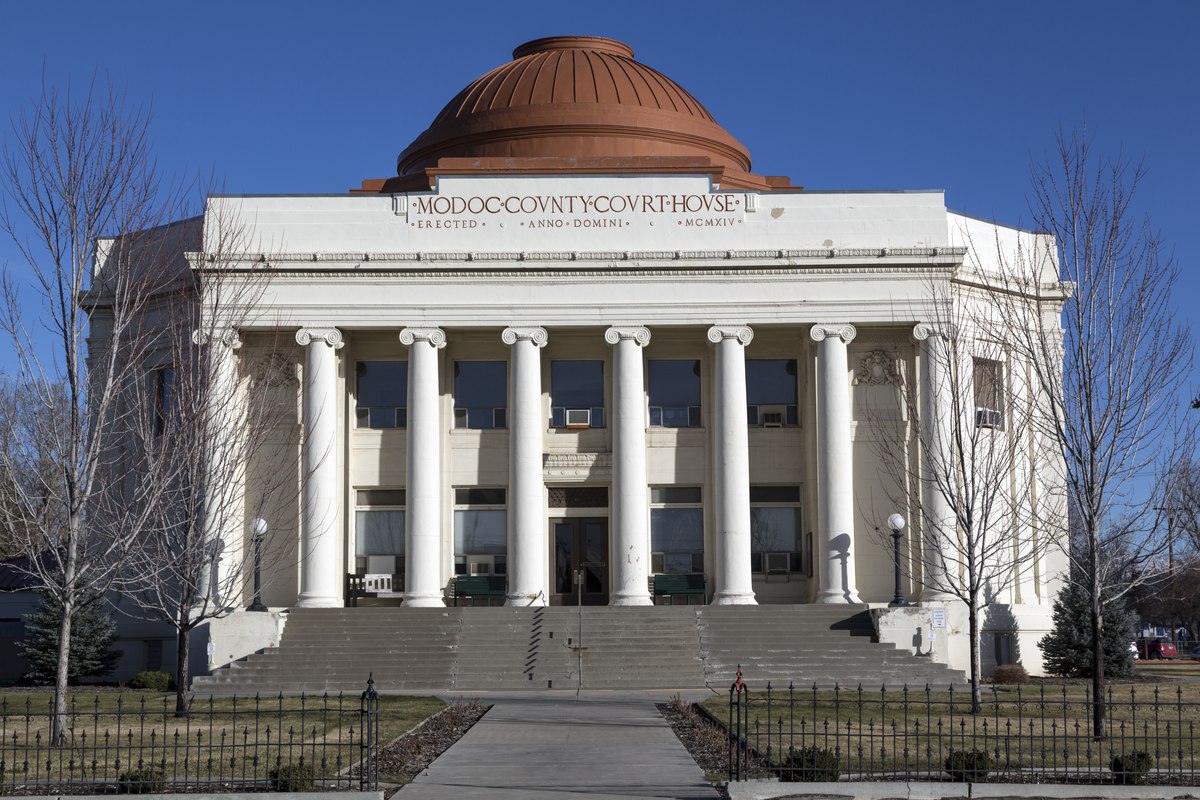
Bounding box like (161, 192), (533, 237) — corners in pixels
(746, 359), (799, 427)
(354, 489), (405, 578)
(454, 488), (507, 576)
(650, 486), (704, 574)
(550, 360), (605, 429)
(454, 361), (507, 429)
(356, 361), (407, 429)
(750, 485), (802, 574)
(648, 360), (701, 428)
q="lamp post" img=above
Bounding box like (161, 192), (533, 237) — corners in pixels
(888, 513), (909, 607)
(248, 518), (268, 612)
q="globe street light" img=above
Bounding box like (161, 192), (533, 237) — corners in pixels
(248, 518), (268, 612)
(888, 513), (909, 607)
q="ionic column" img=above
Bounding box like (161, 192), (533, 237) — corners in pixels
(913, 323), (956, 601)
(400, 328), (447, 608)
(707, 326), (757, 605)
(810, 323), (861, 604)
(502, 327), (549, 606)
(191, 327), (241, 608)
(295, 327), (344, 608)
(605, 326), (653, 606)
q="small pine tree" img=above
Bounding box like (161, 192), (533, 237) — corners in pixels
(18, 594), (121, 684)
(1039, 579), (1137, 678)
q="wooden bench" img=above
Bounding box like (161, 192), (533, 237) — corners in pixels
(651, 573), (707, 605)
(451, 575), (508, 606)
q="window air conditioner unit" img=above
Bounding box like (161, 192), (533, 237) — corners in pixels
(565, 408), (591, 428)
(453, 407), (469, 427)
(975, 407), (1003, 428)
(765, 552), (791, 574)
(760, 404), (786, 427)
(467, 556), (493, 576)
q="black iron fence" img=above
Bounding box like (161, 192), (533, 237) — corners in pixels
(727, 674), (1200, 784)
(0, 678), (380, 794)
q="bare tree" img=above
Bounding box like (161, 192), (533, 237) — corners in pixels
(988, 129), (1193, 738)
(0, 80), (194, 743)
(867, 282), (1045, 713)
(113, 209), (290, 714)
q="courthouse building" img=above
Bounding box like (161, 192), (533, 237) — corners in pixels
(108, 36), (1069, 674)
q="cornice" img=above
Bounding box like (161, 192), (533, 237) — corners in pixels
(221, 265), (956, 282)
(190, 246), (967, 270)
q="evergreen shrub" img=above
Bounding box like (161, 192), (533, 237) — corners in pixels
(944, 749), (992, 781)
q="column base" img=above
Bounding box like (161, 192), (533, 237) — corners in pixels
(920, 590), (959, 604)
(402, 593), (446, 608)
(505, 592), (547, 607)
(295, 594), (341, 608)
(815, 590), (863, 604)
(711, 590), (757, 606)
(609, 592), (653, 607)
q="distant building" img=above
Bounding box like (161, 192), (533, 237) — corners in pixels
(88, 36), (1068, 679)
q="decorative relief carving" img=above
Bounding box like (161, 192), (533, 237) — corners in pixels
(543, 452), (612, 478)
(192, 328), (241, 349)
(501, 327), (549, 347)
(604, 326), (651, 347)
(295, 328), (344, 349)
(706, 325), (754, 345)
(250, 352), (298, 388)
(809, 324), (857, 344)
(399, 328), (447, 348)
(855, 350), (903, 386)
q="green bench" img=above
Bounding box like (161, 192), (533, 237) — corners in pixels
(652, 573), (707, 605)
(451, 575), (508, 606)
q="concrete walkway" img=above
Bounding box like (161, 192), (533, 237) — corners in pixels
(398, 693), (720, 799)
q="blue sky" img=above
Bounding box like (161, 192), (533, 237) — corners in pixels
(1, 1), (1197, 395)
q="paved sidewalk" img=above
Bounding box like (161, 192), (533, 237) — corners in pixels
(398, 693), (720, 799)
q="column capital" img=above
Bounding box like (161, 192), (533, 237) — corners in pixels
(913, 322), (957, 341)
(399, 327), (447, 348)
(604, 326), (651, 347)
(192, 327), (241, 349)
(295, 327), (344, 349)
(502, 327), (549, 347)
(707, 325), (754, 346)
(809, 323), (857, 344)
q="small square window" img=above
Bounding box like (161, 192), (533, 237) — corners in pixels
(356, 361), (407, 429)
(551, 360), (605, 429)
(454, 361), (507, 429)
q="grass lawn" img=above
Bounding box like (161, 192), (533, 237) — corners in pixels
(702, 677), (1200, 778)
(0, 689), (445, 790)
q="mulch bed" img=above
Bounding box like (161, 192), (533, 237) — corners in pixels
(376, 698), (489, 794)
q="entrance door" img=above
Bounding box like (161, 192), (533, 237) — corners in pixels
(551, 517), (608, 605)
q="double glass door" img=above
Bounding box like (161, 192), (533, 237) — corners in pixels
(551, 517), (608, 605)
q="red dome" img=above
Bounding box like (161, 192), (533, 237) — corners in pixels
(395, 36), (753, 177)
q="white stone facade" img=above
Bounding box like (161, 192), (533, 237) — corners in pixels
(164, 174), (1069, 675)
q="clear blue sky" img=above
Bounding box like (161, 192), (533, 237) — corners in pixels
(1, 1), (1197, 395)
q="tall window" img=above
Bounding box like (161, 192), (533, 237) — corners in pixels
(746, 359), (798, 426)
(356, 361), (407, 429)
(153, 365), (175, 436)
(454, 361), (507, 429)
(750, 486), (802, 574)
(550, 360), (605, 429)
(648, 359), (701, 428)
(454, 488), (507, 575)
(973, 358), (1004, 429)
(650, 487), (704, 574)
(354, 489), (405, 577)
